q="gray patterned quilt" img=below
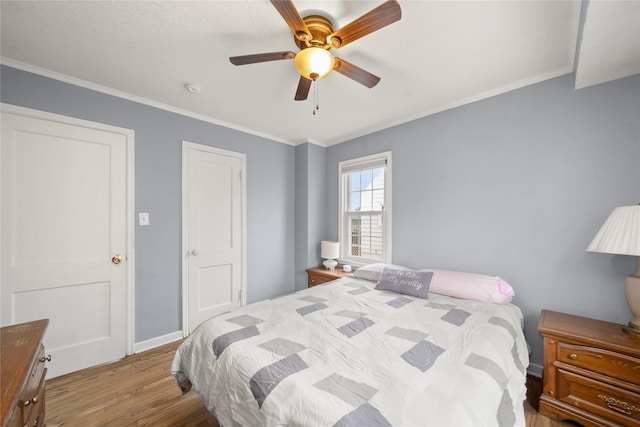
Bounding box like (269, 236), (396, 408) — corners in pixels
(171, 277), (529, 426)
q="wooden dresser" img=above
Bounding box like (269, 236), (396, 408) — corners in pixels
(538, 310), (640, 426)
(305, 267), (351, 287)
(1, 319), (49, 427)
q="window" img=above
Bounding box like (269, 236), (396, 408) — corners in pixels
(339, 152), (391, 265)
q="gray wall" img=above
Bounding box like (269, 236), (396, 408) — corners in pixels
(3, 64), (639, 372)
(1, 65), (296, 342)
(324, 74), (640, 370)
(294, 143), (327, 290)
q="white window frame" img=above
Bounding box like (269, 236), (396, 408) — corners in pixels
(338, 151), (392, 266)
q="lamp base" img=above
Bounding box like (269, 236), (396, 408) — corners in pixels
(623, 266), (640, 336)
(323, 259), (338, 272)
(623, 322), (640, 336)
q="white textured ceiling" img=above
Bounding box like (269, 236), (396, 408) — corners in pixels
(1, 1), (638, 146)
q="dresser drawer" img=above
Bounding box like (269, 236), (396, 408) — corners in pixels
(557, 368), (640, 426)
(20, 368), (46, 427)
(19, 344), (46, 426)
(558, 342), (640, 386)
(308, 274), (332, 287)
(1, 320), (49, 427)
(306, 268), (350, 288)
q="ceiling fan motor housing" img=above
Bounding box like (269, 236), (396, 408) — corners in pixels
(295, 15), (338, 50)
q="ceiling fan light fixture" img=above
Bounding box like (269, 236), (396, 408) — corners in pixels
(229, 0), (402, 100)
(294, 47), (334, 80)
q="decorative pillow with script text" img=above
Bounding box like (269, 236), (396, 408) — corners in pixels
(374, 268), (433, 299)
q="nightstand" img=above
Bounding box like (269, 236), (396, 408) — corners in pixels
(305, 267), (351, 287)
(538, 310), (640, 426)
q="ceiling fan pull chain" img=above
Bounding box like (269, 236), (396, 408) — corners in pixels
(312, 80), (316, 115)
(313, 80), (319, 115)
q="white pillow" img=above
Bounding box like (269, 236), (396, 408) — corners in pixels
(353, 263), (410, 282)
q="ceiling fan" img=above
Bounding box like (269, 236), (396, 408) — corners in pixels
(229, 0), (402, 101)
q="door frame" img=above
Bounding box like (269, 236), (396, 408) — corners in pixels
(181, 141), (246, 336)
(1, 103), (136, 355)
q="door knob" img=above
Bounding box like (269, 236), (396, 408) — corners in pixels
(112, 254), (122, 264)
(191, 249), (199, 256)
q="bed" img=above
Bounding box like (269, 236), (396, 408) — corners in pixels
(171, 267), (529, 426)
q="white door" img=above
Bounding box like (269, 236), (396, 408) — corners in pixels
(1, 105), (133, 378)
(182, 142), (245, 334)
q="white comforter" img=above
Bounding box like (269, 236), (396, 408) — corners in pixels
(172, 277), (529, 427)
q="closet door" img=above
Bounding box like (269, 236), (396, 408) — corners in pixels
(182, 142), (245, 334)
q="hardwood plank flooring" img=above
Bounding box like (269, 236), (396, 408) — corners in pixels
(45, 340), (578, 426)
(45, 340), (218, 427)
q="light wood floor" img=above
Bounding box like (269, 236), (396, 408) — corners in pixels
(45, 340), (578, 427)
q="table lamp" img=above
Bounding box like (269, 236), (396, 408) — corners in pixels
(321, 241), (339, 271)
(587, 204), (640, 335)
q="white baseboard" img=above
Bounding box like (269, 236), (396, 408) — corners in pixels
(527, 363), (543, 378)
(134, 330), (184, 354)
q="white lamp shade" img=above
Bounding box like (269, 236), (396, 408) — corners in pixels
(321, 241), (339, 259)
(587, 205), (640, 256)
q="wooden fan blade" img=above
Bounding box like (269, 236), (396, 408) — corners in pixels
(294, 76), (312, 101)
(230, 51), (295, 66)
(328, 0), (401, 48)
(270, 0), (311, 41)
(333, 58), (381, 88)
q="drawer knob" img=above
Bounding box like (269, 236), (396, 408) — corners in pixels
(23, 395), (38, 406)
(598, 395), (638, 416)
(569, 353), (578, 360)
(40, 354), (52, 363)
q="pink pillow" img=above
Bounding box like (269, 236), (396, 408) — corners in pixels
(352, 263), (515, 304)
(421, 269), (514, 304)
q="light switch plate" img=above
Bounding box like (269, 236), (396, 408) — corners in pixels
(139, 212), (150, 226)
